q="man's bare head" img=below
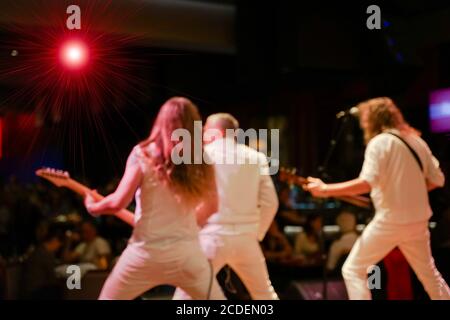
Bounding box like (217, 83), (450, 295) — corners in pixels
(205, 113), (239, 131)
(204, 113), (239, 143)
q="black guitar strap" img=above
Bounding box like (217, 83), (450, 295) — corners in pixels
(386, 132), (423, 172)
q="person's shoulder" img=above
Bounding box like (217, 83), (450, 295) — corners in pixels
(366, 132), (396, 151)
(75, 242), (85, 252)
(409, 134), (431, 151)
(297, 232), (307, 240)
(343, 231), (359, 239)
(130, 143), (156, 171)
(94, 237), (109, 245)
(131, 144), (147, 159)
(93, 237), (111, 251)
(371, 132), (395, 144)
(128, 144), (143, 163)
(240, 144), (268, 162)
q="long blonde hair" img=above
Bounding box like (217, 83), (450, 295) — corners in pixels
(139, 97), (213, 205)
(357, 97), (421, 144)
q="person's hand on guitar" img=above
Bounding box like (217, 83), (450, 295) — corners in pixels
(84, 190), (104, 216)
(35, 167), (136, 226)
(303, 177), (328, 198)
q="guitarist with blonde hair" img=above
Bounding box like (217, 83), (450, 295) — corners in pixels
(305, 97), (450, 300)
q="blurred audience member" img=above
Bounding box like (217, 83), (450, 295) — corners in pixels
(327, 210), (358, 272)
(63, 220), (111, 270)
(21, 226), (64, 299)
(293, 214), (323, 265)
(276, 184), (304, 231)
(262, 221), (293, 263)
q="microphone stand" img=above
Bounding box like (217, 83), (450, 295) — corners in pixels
(317, 114), (352, 179)
(317, 113), (354, 300)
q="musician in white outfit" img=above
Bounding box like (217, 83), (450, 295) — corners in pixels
(84, 97), (225, 300)
(174, 113), (279, 300)
(306, 97), (450, 300)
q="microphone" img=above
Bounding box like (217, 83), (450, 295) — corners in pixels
(336, 106), (359, 119)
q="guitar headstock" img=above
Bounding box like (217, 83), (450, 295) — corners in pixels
(279, 167), (298, 182)
(35, 168), (71, 188)
(278, 167), (307, 186)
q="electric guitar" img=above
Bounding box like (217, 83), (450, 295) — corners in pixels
(35, 168), (134, 226)
(279, 167), (372, 209)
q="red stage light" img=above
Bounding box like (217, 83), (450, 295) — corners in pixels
(60, 40), (89, 69)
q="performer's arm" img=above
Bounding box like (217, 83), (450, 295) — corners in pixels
(84, 151), (142, 221)
(257, 156), (279, 241)
(425, 153), (445, 191)
(427, 181), (442, 191)
(306, 135), (379, 198)
(305, 177), (371, 198)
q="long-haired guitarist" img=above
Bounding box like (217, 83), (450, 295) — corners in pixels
(305, 97), (450, 300)
(83, 97), (225, 300)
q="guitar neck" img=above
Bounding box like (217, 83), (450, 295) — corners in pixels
(287, 177), (371, 209)
(64, 179), (135, 227)
(65, 179), (92, 198)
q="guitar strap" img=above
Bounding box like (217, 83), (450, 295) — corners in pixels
(386, 132), (423, 173)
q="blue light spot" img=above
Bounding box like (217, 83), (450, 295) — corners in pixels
(387, 37), (396, 47)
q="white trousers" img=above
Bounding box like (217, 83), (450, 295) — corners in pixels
(173, 233), (279, 300)
(99, 241), (225, 300)
(342, 219), (450, 300)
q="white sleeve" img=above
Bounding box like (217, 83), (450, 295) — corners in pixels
(421, 140), (445, 187)
(128, 145), (148, 175)
(359, 137), (386, 187)
(257, 154), (279, 241)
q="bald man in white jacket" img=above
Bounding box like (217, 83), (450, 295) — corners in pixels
(174, 113), (279, 300)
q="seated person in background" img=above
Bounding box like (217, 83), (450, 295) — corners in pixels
(293, 213), (323, 265)
(63, 220), (111, 270)
(276, 184), (305, 231)
(261, 221), (293, 263)
(326, 209), (359, 272)
(21, 227), (64, 299)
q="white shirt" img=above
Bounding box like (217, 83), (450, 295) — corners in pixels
(359, 129), (445, 224)
(128, 145), (200, 250)
(75, 237), (111, 264)
(201, 138), (279, 240)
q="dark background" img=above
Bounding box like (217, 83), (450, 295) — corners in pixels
(0, 1), (449, 212)
(0, 0), (450, 300)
